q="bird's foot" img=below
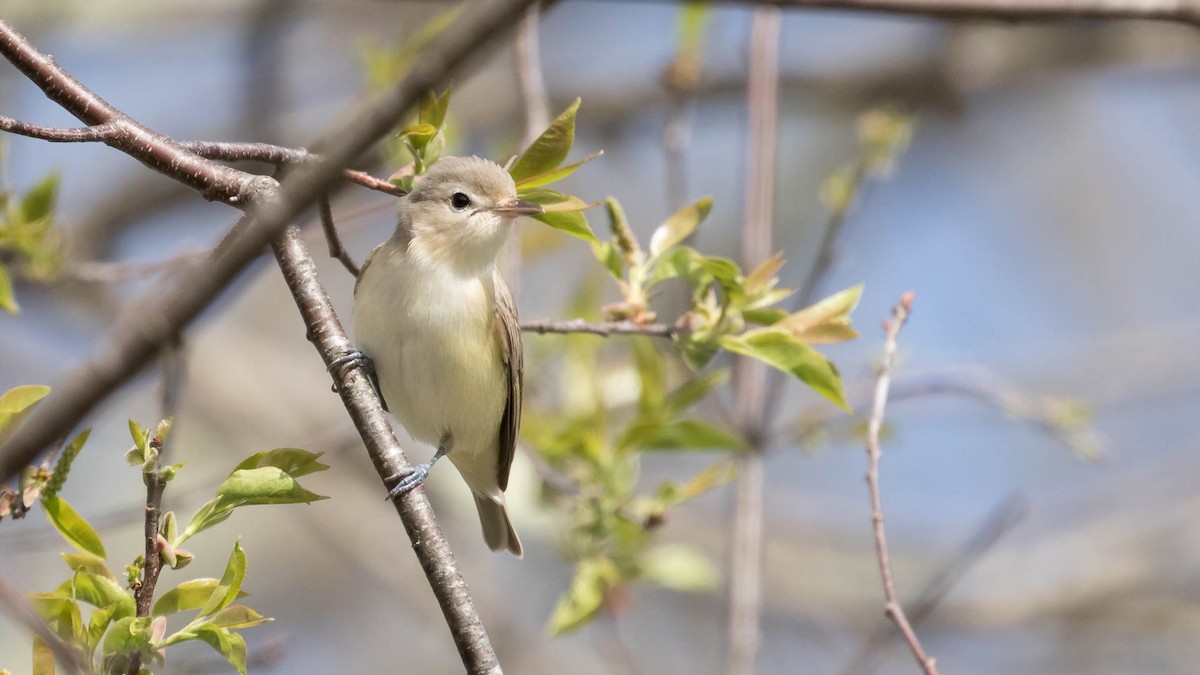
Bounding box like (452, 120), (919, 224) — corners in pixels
(384, 441), (449, 500)
(385, 462), (434, 499)
(327, 349), (386, 408)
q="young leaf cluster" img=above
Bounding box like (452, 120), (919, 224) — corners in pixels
(10, 415), (328, 675)
(524, 333), (739, 636)
(0, 153), (63, 313)
(593, 197), (863, 409)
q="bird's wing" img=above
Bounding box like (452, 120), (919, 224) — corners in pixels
(493, 267), (523, 491)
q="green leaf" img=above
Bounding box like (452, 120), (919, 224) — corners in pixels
(664, 369), (728, 414)
(216, 467), (329, 506)
(532, 210), (598, 244)
(0, 264), (16, 314)
(640, 545), (716, 592)
(42, 496), (106, 558)
(32, 636), (54, 675)
(674, 332), (721, 371)
(653, 459), (738, 509)
(65, 572), (135, 620)
(194, 623), (248, 675)
(28, 592), (83, 643)
(649, 196), (712, 257)
(647, 246), (738, 289)
(514, 150), (603, 189)
(200, 541), (247, 617)
(127, 419), (149, 466)
(101, 616), (153, 657)
(510, 98), (581, 183)
(720, 331), (850, 410)
(153, 579), (246, 616)
(210, 604), (271, 630)
(61, 552), (115, 581)
(86, 603), (118, 653)
(0, 384), (50, 439)
(547, 557), (619, 636)
(419, 85), (452, 130)
(624, 419), (743, 452)
(775, 284), (863, 345)
(178, 497), (234, 545)
(233, 448), (329, 478)
(18, 172), (59, 225)
(632, 338), (665, 415)
(590, 241), (624, 282)
(743, 251), (784, 296)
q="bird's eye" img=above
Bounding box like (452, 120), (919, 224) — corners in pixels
(450, 192), (471, 210)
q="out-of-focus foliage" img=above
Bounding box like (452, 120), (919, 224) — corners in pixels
(0, 142), (63, 313)
(6, 415), (328, 675)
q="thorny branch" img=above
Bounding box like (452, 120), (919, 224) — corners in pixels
(865, 292), (938, 675)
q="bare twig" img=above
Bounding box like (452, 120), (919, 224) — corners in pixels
(318, 195), (361, 276)
(865, 291), (937, 675)
(0, 116), (118, 142)
(520, 318), (676, 337)
(0, 570), (91, 674)
(54, 251), (207, 284)
(625, 0), (1200, 26)
(840, 493), (1025, 675)
(727, 9), (780, 675)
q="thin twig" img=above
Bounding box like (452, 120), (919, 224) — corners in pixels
(0, 116), (118, 142)
(520, 318), (676, 337)
(55, 251), (207, 284)
(613, 0), (1200, 26)
(0, 570), (92, 674)
(840, 493), (1025, 675)
(865, 291), (937, 675)
(318, 195), (361, 276)
(727, 8), (780, 675)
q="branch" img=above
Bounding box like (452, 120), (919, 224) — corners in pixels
(0, 571), (91, 675)
(520, 318), (676, 337)
(676, 0), (1200, 26)
(318, 195), (361, 276)
(728, 9), (780, 675)
(271, 225), (500, 671)
(0, 2), (543, 670)
(865, 291), (938, 675)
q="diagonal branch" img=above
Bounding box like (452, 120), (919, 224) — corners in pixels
(865, 291), (938, 675)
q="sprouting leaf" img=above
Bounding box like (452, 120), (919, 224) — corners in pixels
(510, 98), (581, 183)
(42, 496), (106, 558)
(209, 604), (271, 630)
(29, 592), (83, 644)
(200, 541), (248, 617)
(640, 545), (716, 592)
(61, 552), (115, 581)
(654, 459), (738, 509)
(0, 384), (50, 439)
(743, 251), (784, 296)
(514, 150), (603, 189)
(216, 467), (329, 506)
(649, 196), (711, 258)
(153, 578), (225, 616)
(647, 246), (738, 289)
(720, 331), (850, 411)
(63, 572), (135, 620)
(774, 284), (863, 344)
(234, 448), (329, 478)
(518, 188), (592, 213)
(632, 338), (665, 415)
(547, 557), (620, 636)
(532, 210), (598, 244)
(193, 623), (248, 675)
(419, 85), (452, 130)
(87, 603), (118, 653)
(102, 616), (153, 658)
(0, 264), (16, 314)
(127, 419), (149, 466)
(179, 497), (235, 544)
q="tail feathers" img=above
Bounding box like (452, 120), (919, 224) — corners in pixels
(472, 492), (522, 558)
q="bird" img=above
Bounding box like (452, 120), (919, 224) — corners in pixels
(350, 155), (541, 557)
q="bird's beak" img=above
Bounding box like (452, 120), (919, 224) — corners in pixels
(490, 198), (544, 218)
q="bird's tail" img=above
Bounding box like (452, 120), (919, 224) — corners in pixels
(473, 492), (523, 558)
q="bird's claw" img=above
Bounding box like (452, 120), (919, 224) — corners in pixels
(328, 348), (373, 379)
(385, 462), (433, 500)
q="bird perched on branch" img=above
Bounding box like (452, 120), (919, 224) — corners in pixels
(350, 156), (541, 557)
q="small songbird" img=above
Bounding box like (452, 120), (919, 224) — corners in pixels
(352, 156), (541, 557)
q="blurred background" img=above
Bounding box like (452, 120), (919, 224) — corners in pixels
(3, 1), (1200, 673)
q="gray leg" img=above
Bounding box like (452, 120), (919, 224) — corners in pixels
(386, 432), (451, 499)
